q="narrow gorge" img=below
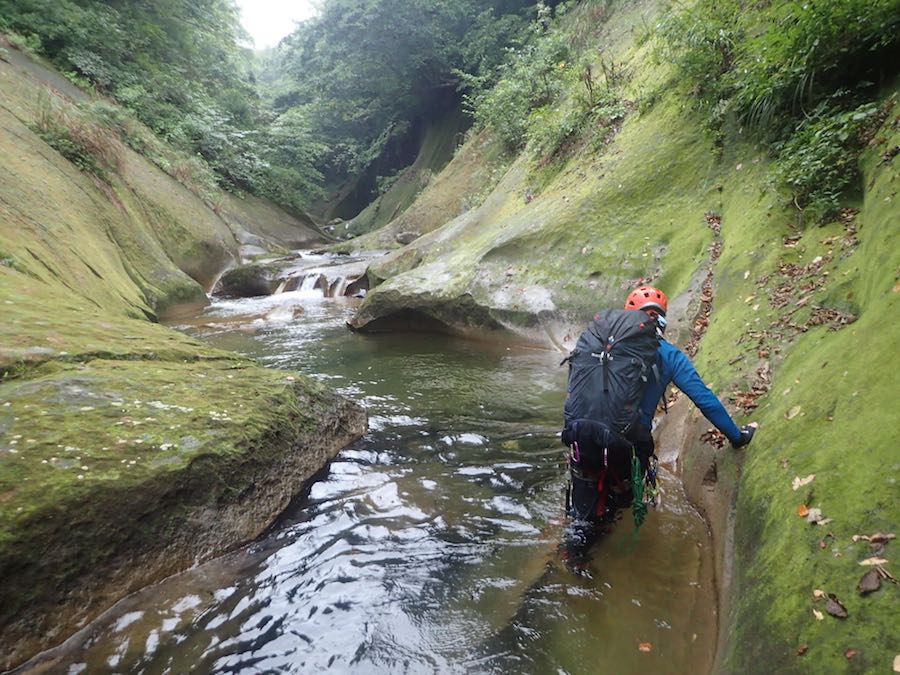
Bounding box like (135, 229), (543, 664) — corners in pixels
(1, 0), (897, 672)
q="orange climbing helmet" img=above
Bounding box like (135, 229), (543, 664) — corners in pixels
(624, 285), (668, 316)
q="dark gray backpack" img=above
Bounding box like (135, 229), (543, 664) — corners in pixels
(562, 309), (660, 436)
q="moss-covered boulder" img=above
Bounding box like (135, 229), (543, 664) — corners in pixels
(213, 262), (281, 298)
(0, 354), (366, 670)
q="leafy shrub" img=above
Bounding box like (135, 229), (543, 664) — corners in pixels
(658, 0), (899, 132)
(526, 104), (587, 161)
(773, 101), (881, 221)
(728, 0), (899, 132)
(465, 3), (614, 153)
(31, 92), (123, 180)
(655, 0), (742, 111)
(6, 31), (42, 55)
(658, 0), (900, 219)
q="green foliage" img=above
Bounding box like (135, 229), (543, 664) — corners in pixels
(465, 1), (627, 166)
(463, 26), (573, 150)
(5, 30), (42, 55)
(773, 100), (882, 221)
(30, 92), (123, 180)
(658, 0), (900, 130)
(0, 251), (25, 273)
(729, 0), (899, 131)
(655, 0), (742, 114)
(657, 0), (900, 220)
(0, 0), (324, 210)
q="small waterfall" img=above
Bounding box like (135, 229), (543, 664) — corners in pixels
(328, 277), (349, 298)
(300, 274), (322, 293)
(275, 270), (366, 298)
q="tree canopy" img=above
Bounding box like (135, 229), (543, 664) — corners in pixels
(0, 0), (557, 214)
(268, 0), (542, 189)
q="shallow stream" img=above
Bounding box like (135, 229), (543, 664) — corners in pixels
(29, 254), (717, 674)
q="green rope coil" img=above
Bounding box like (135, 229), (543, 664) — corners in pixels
(631, 452), (647, 528)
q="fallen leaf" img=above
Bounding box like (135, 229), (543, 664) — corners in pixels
(845, 648), (858, 660)
(791, 473), (816, 492)
(797, 504), (810, 517)
(868, 532), (896, 544)
(786, 406), (802, 420)
(860, 557), (889, 566)
(858, 569), (882, 595)
(796, 644), (808, 656)
(638, 642), (653, 652)
(813, 609), (824, 621)
(826, 595), (848, 619)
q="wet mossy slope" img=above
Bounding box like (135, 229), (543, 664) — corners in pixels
(0, 45), (364, 669)
(348, 4), (899, 671)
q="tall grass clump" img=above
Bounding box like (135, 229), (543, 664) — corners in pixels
(31, 91), (123, 180)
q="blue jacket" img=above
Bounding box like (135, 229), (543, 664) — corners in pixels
(638, 340), (742, 443)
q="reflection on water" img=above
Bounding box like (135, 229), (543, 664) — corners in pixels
(24, 276), (716, 674)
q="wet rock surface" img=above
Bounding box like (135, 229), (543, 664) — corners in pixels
(213, 263), (281, 298)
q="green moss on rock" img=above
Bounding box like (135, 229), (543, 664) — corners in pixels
(0, 45), (367, 671)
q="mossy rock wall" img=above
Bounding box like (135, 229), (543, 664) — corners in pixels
(0, 41), (359, 670)
(218, 190), (326, 250)
(347, 3), (900, 670)
(344, 106), (472, 239)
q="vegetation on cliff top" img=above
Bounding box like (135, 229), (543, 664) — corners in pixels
(0, 0), (320, 211)
(657, 0), (900, 220)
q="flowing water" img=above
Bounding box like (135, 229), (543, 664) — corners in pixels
(25, 254), (717, 674)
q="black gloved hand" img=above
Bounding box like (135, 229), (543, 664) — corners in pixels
(731, 424), (756, 449)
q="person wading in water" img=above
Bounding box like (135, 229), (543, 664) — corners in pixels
(561, 286), (757, 551)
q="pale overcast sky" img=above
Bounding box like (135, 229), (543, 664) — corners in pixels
(236, 0), (318, 49)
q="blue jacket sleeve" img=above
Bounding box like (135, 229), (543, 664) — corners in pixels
(667, 346), (743, 443)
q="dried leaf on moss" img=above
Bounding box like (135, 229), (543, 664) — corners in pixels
(792, 474), (816, 490)
(858, 569), (881, 595)
(859, 557), (889, 566)
(826, 595), (848, 619)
